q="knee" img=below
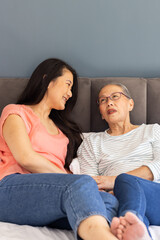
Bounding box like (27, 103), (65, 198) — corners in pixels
(75, 174), (97, 187)
(69, 174), (98, 191)
(114, 173), (132, 188)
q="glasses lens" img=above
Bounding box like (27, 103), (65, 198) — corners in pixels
(110, 92), (121, 100)
(98, 97), (107, 105)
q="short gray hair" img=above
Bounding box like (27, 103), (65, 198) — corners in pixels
(100, 82), (132, 99)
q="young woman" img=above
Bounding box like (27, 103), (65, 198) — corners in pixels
(0, 59), (119, 240)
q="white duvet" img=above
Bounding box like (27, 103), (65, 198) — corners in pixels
(0, 222), (160, 240)
(0, 222), (75, 240)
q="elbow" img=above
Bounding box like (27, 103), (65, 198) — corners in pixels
(15, 151), (35, 171)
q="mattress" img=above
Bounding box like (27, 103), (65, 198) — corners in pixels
(0, 222), (160, 240)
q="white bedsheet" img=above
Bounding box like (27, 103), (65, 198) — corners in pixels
(0, 222), (160, 240)
(0, 222), (75, 240)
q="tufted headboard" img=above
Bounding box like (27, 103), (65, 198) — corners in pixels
(0, 77), (160, 132)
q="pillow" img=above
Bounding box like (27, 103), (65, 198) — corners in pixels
(69, 158), (80, 174)
(69, 132), (94, 174)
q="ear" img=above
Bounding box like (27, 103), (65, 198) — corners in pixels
(101, 115), (105, 120)
(48, 81), (53, 89)
(129, 99), (134, 112)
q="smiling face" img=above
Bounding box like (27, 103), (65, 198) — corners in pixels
(46, 68), (73, 110)
(98, 84), (134, 126)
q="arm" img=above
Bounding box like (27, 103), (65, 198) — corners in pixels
(93, 124), (160, 191)
(93, 166), (153, 191)
(144, 124), (160, 182)
(3, 114), (67, 174)
(77, 134), (99, 176)
(127, 165), (153, 180)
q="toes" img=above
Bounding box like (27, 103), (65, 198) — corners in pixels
(125, 212), (140, 225)
(110, 217), (120, 236)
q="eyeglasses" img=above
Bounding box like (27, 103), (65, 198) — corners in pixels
(97, 92), (131, 105)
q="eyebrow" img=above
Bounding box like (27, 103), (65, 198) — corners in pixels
(66, 80), (73, 85)
(99, 92), (118, 98)
(99, 94), (108, 98)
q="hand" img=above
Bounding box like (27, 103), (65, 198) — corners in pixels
(108, 190), (114, 195)
(92, 175), (116, 191)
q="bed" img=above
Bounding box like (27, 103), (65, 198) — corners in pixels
(0, 77), (160, 239)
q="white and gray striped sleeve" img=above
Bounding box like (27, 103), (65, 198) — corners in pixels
(145, 124), (160, 181)
(77, 134), (99, 176)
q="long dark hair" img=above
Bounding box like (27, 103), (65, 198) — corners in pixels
(17, 58), (82, 169)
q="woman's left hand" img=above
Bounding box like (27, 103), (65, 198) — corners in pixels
(92, 175), (116, 191)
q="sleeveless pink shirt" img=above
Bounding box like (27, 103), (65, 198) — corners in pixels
(0, 104), (69, 180)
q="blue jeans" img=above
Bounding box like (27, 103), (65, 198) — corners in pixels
(0, 173), (118, 239)
(114, 173), (160, 229)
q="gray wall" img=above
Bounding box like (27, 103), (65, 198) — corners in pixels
(0, 0), (160, 78)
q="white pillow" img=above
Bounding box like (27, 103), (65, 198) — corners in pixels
(69, 158), (80, 174)
(69, 132), (94, 174)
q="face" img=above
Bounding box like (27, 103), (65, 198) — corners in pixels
(46, 68), (73, 110)
(98, 85), (134, 125)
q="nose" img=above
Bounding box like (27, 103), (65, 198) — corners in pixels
(67, 89), (72, 98)
(107, 98), (114, 106)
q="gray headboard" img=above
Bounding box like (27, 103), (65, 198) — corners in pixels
(0, 77), (160, 132)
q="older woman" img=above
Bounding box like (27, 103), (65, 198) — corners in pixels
(77, 83), (160, 240)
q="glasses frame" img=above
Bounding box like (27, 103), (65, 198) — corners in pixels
(97, 92), (131, 105)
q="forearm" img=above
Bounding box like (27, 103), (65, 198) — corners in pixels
(104, 166), (154, 189)
(17, 151), (67, 174)
(127, 165), (153, 181)
(93, 166), (153, 191)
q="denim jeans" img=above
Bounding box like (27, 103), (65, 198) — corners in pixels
(0, 173), (118, 239)
(114, 173), (160, 230)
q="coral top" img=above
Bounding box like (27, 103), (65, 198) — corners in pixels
(0, 104), (69, 180)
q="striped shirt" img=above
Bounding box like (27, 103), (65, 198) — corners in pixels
(77, 124), (160, 182)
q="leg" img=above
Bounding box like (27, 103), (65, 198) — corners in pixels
(78, 190), (119, 240)
(114, 174), (160, 226)
(78, 215), (118, 240)
(0, 173), (118, 240)
(111, 212), (151, 240)
(99, 191), (119, 224)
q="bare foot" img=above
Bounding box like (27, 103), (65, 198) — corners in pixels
(111, 212), (151, 240)
(110, 216), (120, 237)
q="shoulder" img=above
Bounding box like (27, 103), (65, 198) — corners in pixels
(2, 104), (21, 114)
(141, 123), (160, 131)
(152, 123), (160, 136)
(0, 104), (34, 135)
(1, 104), (36, 120)
(140, 123), (160, 138)
(79, 131), (106, 150)
(1, 104), (22, 121)
(82, 131), (105, 143)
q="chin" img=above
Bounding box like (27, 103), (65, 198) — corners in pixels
(58, 105), (66, 110)
(107, 118), (119, 124)
(52, 104), (65, 111)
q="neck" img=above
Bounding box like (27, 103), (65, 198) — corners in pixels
(107, 122), (138, 136)
(28, 100), (51, 120)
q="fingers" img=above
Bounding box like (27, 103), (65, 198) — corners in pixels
(92, 176), (101, 183)
(92, 176), (104, 189)
(92, 176), (114, 191)
(108, 190), (114, 195)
